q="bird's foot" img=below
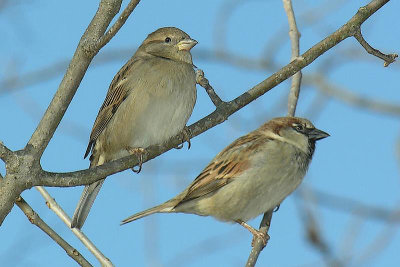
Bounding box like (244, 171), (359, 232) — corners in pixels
(126, 147), (146, 173)
(237, 220), (270, 247)
(176, 126), (192, 150)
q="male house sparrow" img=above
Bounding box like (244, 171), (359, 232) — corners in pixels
(121, 117), (329, 242)
(71, 27), (198, 229)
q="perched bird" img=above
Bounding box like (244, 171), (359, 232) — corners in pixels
(71, 27), (198, 229)
(121, 117), (329, 243)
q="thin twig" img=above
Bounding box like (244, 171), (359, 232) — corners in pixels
(167, 229), (243, 267)
(97, 0), (142, 49)
(15, 197), (92, 267)
(306, 74), (400, 117)
(355, 218), (399, 265)
(35, 186), (114, 267)
(338, 215), (364, 265)
(284, 0), (303, 117)
(353, 28), (398, 67)
(196, 69), (224, 107)
(245, 210), (273, 267)
(303, 188), (400, 222)
(296, 188), (338, 266)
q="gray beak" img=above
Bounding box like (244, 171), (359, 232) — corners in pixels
(307, 128), (330, 141)
(177, 38), (198, 51)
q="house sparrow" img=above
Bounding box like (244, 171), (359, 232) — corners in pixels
(71, 27), (198, 229)
(121, 117), (329, 243)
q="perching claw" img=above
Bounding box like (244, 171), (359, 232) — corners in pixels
(176, 126), (192, 150)
(273, 205), (280, 212)
(236, 220), (269, 247)
(126, 147), (146, 173)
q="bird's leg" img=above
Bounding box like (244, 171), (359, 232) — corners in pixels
(126, 147), (146, 173)
(176, 126), (192, 150)
(236, 220), (269, 247)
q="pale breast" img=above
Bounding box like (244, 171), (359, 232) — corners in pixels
(182, 141), (311, 222)
(97, 58), (196, 161)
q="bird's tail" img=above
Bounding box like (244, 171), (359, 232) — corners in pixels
(121, 200), (176, 225)
(71, 178), (105, 229)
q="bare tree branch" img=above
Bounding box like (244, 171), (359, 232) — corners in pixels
(97, 0), (141, 48)
(304, 188), (400, 222)
(196, 69), (224, 107)
(284, 0), (302, 117)
(27, 0), (130, 157)
(245, 210), (273, 267)
(353, 28), (398, 67)
(355, 222), (398, 265)
(35, 187), (113, 266)
(296, 187), (339, 266)
(15, 197), (92, 267)
(305, 74), (400, 117)
(0, 141), (14, 162)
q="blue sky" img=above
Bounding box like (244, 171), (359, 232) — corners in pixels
(1, 0), (400, 266)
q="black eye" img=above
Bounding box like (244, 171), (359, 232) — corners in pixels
(293, 123), (304, 132)
(165, 37), (171, 43)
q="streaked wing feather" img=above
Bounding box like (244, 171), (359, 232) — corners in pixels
(177, 132), (267, 204)
(85, 58), (138, 157)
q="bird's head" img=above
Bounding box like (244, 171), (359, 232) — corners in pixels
(139, 27), (197, 64)
(261, 117), (329, 156)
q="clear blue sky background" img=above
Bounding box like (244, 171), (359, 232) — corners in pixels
(1, 1), (399, 266)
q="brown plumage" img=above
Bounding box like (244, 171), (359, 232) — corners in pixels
(71, 27), (198, 229)
(121, 117), (329, 242)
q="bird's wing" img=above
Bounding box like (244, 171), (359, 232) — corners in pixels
(176, 131), (269, 204)
(84, 57), (138, 158)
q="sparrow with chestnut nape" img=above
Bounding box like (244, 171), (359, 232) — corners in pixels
(71, 27), (198, 229)
(121, 117), (329, 245)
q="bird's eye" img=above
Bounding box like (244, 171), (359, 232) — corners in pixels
(165, 37), (171, 43)
(293, 124), (304, 132)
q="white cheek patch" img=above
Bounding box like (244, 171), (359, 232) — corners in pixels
(264, 131), (308, 154)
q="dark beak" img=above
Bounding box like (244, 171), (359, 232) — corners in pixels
(307, 128), (330, 141)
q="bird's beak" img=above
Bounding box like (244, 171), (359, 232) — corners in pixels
(307, 128), (330, 141)
(177, 38), (198, 51)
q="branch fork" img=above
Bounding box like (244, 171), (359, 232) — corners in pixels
(353, 28), (398, 67)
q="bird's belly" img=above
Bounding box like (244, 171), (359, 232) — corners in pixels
(192, 163), (306, 222)
(128, 95), (194, 148)
(103, 79), (196, 160)
(94, 60), (196, 162)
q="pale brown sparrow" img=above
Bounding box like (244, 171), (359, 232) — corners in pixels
(121, 117), (329, 243)
(71, 27), (198, 229)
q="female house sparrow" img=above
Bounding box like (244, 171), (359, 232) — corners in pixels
(71, 27), (198, 229)
(121, 117), (329, 242)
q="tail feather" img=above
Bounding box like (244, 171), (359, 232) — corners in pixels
(71, 179), (105, 229)
(121, 202), (175, 225)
